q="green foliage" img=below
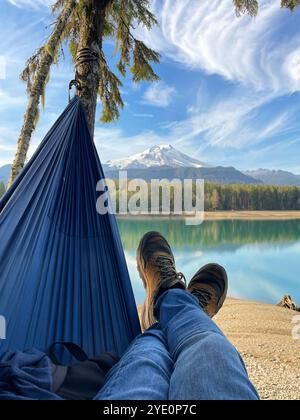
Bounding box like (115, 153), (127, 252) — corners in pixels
(131, 41), (160, 82)
(110, 181), (300, 213)
(103, 0), (160, 120)
(41, 73), (50, 110)
(234, 0), (300, 15)
(233, 0), (258, 17)
(99, 54), (124, 122)
(205, 183), (300, 211)
(44, 0), (160, 123)
(69, 38), (78, 62)
(281, 0), (300, 10)
(211, 189), (220, 211)
(22, 0), (300, 128)
(20, 0), (159, 124)
(20, 47), (45, 94)
(33, 106), (40, 129)
(52, 0), (65, 13)
(0, 182), (5, 198)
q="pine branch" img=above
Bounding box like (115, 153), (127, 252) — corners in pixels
(281, 0), (300, 10)
(233, 0), (259, 16)
(98, 53), (124, 122)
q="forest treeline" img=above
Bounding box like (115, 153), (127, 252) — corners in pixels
(2, 181), (300, 211)
(105, 181), (300, 212)
(204, 183), (300, 211)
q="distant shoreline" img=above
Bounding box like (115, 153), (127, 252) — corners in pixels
(204, 211), (300, 220)
(117, 211), (300, 221)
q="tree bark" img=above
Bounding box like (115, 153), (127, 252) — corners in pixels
(8, 0), (76, 188)
(75, 0), (108, 136)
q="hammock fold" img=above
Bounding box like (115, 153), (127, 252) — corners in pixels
(0, 97), (141, 360)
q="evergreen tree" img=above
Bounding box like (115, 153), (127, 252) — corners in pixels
(211, 189), (220, 211)
(8, 0), (159, 187)
(233, 0), (300, 15)
(8, 0), (300, 187)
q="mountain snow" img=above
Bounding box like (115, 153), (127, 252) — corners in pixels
(106, 145), (208, 170)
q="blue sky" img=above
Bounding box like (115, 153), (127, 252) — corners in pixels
(0, 0), (300, 173)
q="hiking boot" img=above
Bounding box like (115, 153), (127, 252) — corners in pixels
(137, 231), (186, 331)
(188, 264), (228, 318)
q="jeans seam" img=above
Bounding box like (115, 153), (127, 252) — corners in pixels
(99, 339), (140, 398)
(172, 330), (224, 360)
(99, 337), (172, 398)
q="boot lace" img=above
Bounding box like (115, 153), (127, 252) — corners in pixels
(192, 288), (212, 309)
(150, 255), (186, 288)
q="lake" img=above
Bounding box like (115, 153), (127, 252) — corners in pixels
(117, 218), (300, 306)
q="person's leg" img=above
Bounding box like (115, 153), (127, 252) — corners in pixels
(155, 289), (259, 400)
(135, 231), (258, 400)
(94, 326), (173, 400)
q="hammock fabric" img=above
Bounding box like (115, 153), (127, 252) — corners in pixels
(0, 97), (141, 360)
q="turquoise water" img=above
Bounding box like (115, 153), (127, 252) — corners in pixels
(117, 218), (300, 305)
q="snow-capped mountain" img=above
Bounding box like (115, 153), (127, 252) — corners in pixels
(103, 145), (262, 185)
(106, 145), (208, 170)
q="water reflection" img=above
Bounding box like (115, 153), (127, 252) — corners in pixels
(117, 218), (300, 305)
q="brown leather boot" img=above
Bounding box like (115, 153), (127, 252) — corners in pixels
(188, 264), (228, 318)
(137, 231), (186, 331)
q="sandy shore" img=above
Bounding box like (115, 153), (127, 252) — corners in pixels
(204, 211), (300, 220)
(215, 298), (300, 400)
(118, 211), (300, 220)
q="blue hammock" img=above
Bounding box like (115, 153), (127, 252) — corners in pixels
(0, 97), (141, 360)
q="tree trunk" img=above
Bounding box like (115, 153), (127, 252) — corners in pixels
(75, 0), (108, 136)
(8, 0), (76, 189)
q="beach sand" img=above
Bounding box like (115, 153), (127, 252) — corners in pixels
(215, 298), (300, 400)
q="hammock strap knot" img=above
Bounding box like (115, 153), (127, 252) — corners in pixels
(75, 48), (100, 67)
(68, 48), (101, 102)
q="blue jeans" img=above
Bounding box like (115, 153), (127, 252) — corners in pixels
(95, 290), (259, 400)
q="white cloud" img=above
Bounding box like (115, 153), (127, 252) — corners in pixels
(132, 0), (300, 158)
(132, 112), (154, 118)
(91, 86), (299, 170)
(0, 142), (15, 153)
(0, 56), (7, 80)
(0, 89), (26, 110)
(7, 0), (51, 9)
(139, 0), (300, 95)
(284, 48), (300, 89)
(0, 125), (21, 166)
(1, 0), (299, 171)
(154, 89), (267, 150)
(94, 126), (166, 162)
(143, 81), (176, 108)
